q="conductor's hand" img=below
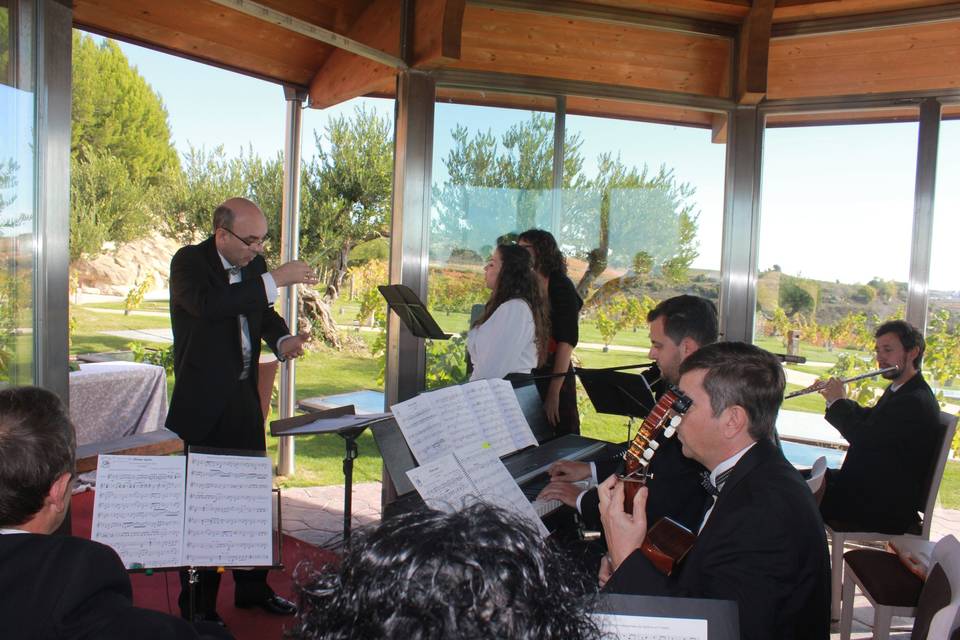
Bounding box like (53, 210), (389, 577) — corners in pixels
(548, 459), (591, 482)
(536, 481), (582, 508)
(819, 377), (847, 404)
(279, 332), (310, 360)
(598, 475), (648, 572)
(270, 260), (319, 288)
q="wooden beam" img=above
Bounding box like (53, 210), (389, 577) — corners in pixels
(309, 0), (464, 109)
(208, 0), (407, 69)
(711, 113), (729, 142)
(736, 0), (774, 104)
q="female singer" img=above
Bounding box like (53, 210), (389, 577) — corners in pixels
(467, 244), (549, 381)
(517, 229), (584, 435)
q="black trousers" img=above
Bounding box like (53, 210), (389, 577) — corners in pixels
(533, 361), (581, 436)
(178, 377), (272, 616)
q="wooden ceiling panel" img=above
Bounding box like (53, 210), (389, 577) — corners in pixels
(571, 0), (749, 22)
(74, 0), (338, 87)
(773, 0), (958, 22)
(566, 95), (715, 126)
(452, 6), (732, 97)
(768, 20), (960, 98)
(436, 87), (557, 111)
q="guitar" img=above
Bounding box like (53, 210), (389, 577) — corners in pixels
(619, 385), (696, 576)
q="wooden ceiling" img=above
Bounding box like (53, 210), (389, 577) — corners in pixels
(72, 0), (960, 128)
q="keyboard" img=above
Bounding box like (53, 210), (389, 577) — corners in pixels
(532, 498), (563, 517)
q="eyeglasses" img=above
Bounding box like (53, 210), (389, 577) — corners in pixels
(222, 226), (269, 248)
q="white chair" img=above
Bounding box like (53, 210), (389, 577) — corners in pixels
(807, 455), (828, 503)
(840, 534), (960, 640)
(829, 411), (958, 620)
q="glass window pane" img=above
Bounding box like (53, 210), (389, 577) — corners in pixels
(927, 119), (960, 411)
(0, 0), (35, 387)
(758, 118), (918, 426)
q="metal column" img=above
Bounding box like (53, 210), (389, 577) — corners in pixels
(719, 106), (764, 343)
(383, 70), (435, 503)
(906, 98), (941, 329)
(276, 86), (306, 476)
(551, 95), (566, 237)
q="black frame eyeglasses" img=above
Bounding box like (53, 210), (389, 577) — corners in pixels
(222, 226), (269, 248)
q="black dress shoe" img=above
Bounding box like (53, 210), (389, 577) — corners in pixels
(182, 610), (227, 627)
(234, 593), (297, 616)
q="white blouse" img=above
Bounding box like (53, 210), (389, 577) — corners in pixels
(467, 298), (538, 381)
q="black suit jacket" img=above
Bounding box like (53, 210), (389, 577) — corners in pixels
(579, 435), (708, 533)
(166, 237), (289, 444)
(604, 439), (831, 640)
(821, 372), (941, 533)
(0, 533), (199, 640)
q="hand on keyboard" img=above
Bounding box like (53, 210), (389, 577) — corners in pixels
(535, 479), (589, 508)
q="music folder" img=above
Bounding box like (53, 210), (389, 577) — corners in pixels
(593, 593), (739, 640)
(378, 284), (451, 339)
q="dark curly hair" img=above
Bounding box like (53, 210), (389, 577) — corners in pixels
(518, 228), (567, 277)
(287, 503), (602, 640)
(474, 244), (550, 365)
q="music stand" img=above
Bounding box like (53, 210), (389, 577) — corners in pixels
(576, 366), (659, 419)
(378, 284), (451, 339)
(270, 408), (392, 541)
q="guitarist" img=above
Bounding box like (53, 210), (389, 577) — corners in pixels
(601, 343), (830, 640)
(537, 295), (716, 533)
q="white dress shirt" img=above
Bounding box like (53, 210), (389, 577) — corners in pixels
(467, 298), (538, 381)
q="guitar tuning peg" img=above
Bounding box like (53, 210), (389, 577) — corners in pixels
(670, 415), (682, 427)
(663, 426), (676, 438)
(648, 440), (659, 450)
(643, 448), (655, 461)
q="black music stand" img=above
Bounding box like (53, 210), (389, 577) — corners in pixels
(270, 408), (392, 542)
(576, 366), (659, 419)
(378, 284), (451, 339)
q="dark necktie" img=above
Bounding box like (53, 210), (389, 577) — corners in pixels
(226, 265), (241, 278)
(700, 468), (734, 498)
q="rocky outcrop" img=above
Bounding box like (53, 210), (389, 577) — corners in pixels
(72, 234), (182, 296)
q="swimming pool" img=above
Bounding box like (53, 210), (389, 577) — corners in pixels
(780, 440), (845, 468)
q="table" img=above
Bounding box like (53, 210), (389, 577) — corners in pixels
(69, 361), (168, 446)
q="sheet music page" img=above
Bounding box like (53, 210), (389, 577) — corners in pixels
(593, 613), (707, 640)
(407, 449), (548, 537)
(461, 380), (515, 457)
(91, 455), (186, 569)
(183, 453), (273, 568)
(487, 379), (539, 450)
(392, 387), (484, 464)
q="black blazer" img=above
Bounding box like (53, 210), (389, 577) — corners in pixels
(604, 439), (831, 640)
(579, 435), (708, 533)
(166, 237), (289, 443)
(0, 533), (199, 639)
(821, 372), (941, 533)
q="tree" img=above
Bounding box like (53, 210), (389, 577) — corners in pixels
(632, 251), (654, 278)
(160, 145), (245, 244)
(70, 34), (179, 260)
(301, 105), (393, 301)
(779, 281), (815, 317)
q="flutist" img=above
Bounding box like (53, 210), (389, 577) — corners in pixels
(817, 320), (940, 535)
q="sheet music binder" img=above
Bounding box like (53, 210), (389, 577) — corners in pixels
(594, 593), (740, 640)
(378, 284), (451, 339)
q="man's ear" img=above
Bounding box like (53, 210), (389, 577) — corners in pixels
(679, 337), (698, 359)
(720, 405), (749, 440)
(47, 472), (73, 513)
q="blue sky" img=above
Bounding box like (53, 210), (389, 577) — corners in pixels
(109, 34), (959, 293)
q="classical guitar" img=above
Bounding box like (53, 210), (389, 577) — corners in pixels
(620, 385), (696, 576)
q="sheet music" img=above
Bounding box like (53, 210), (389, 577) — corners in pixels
(487, 379), (539, 450)
(183, 453), (274, 568)
(391, 388), (484, 464)
(461, 380), (515, 457)
(91, 455), (186, 569)
(593, 613), (707, 640)
(406, 449), (549, 537)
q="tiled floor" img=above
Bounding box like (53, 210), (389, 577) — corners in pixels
(279, 483), (958, 638)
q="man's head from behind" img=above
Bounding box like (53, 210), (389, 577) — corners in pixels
(290, 502), (600, 640)
(676, 342), (784, 469)
(0, 386), (75, 532)
(647, 295), (719, 385)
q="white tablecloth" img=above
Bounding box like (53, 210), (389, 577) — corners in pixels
(69, 362), (168, 446)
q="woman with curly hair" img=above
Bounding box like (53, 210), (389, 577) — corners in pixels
(467, 244), (549, 381)
(517, 228), (584, 435)
(287, 503), (602, 640)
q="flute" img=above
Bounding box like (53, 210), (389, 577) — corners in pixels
(785, 366), (899, 399)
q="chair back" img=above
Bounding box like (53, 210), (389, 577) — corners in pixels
(912, 535), (960, 639)
(806, 455), (828, 503)
(919, 412), (958, 537)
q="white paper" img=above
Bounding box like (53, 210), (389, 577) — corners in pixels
(430, 385), (487, 453)
(391, 393), (456, 464)
(460, 380), (515, 457)
(593, 613), (708, 640)
(487, 379), (539, 451)
(183, 453), (274, 567)
(91, 455), (186, 569)
(406, 449), (549, 537)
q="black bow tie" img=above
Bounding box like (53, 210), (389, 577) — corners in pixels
(700, 468), (734, 497)
(226, 265), (241, 277)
